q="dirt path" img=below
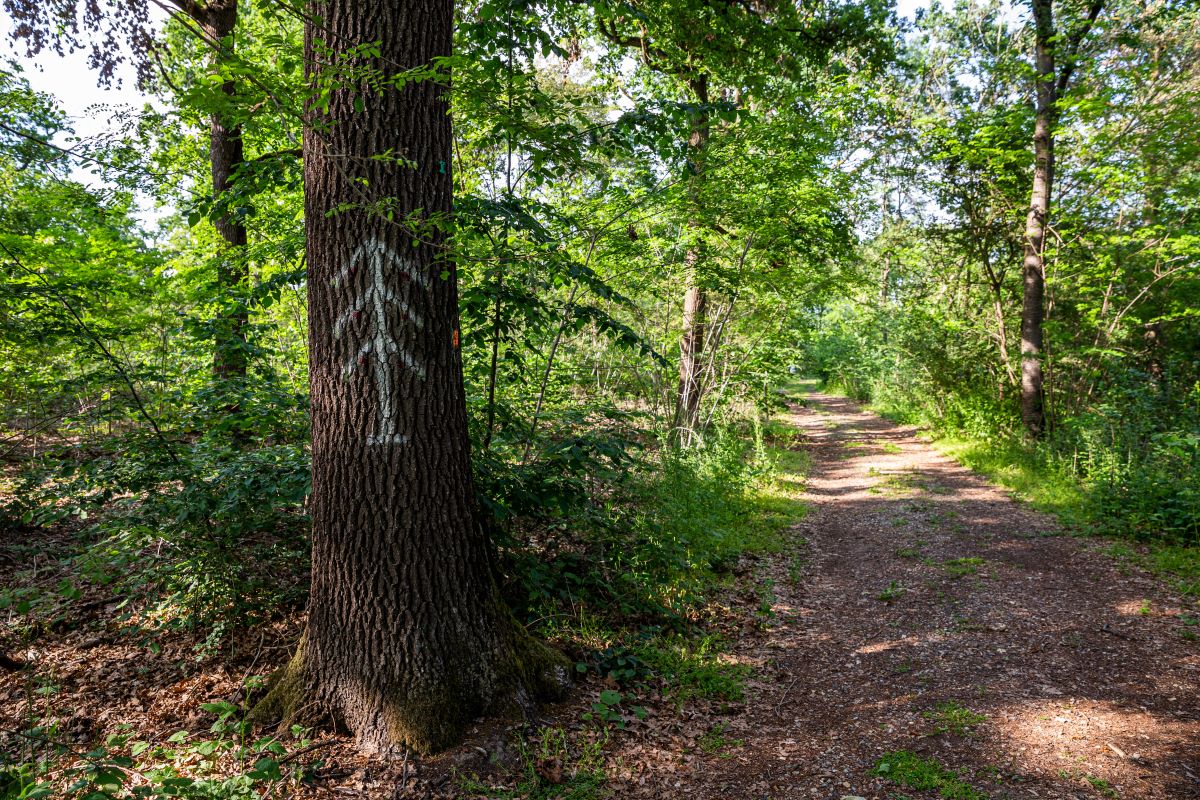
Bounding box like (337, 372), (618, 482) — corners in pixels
(611, 392), (1200, 799)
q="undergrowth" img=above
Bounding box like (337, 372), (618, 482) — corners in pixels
(2, 404), (812, 798)
(872, 750), (988, 800)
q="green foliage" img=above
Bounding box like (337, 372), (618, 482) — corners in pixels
(574, 645), (652, 687)
(505, 422), (781, 626)
(635, 634), (750, 704)
(872, 751), (988, 800)
(942, 558), (984, 579)
(877, 580), (906, 602)
(696, 721), (743, 756)
(458, 727), (608, 800)
(580, 688), (646, 729)
(1, 702), (312, 799)
(923, 701), (987, 736)
(4, 434), (310, 649)
(3, 0), (1197, 780)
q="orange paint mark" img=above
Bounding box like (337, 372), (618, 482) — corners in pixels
(452, 329), (460, 348)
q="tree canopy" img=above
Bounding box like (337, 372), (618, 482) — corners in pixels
(1, 0), (1198, 795)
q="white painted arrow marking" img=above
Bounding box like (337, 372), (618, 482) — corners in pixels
(333, 237), (428, 446)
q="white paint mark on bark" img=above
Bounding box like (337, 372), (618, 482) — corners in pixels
(334, 237), (428, 446)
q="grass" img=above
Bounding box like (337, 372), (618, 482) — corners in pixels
(786, 540), (809, 587)
(868, 468), (923, 496)
(877, 580), (906, 602)
(923, 701), (986, 736)
(942, 557), (985, 578)
(458, 727), (608, 800)
(872, 751), (988, 800)
(1105, 540), (1200, 600)
(935, 435), (1087, 517)
(696, 721), (743, 756)
(635, 634), (751, 704)
(930, 434), (1200, 600)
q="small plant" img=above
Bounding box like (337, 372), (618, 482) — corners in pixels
(1137, 599), (1151, 616)
(756, 578), (777, 621)
(942, 557), (984, 578)
(923, 701), (986, 736)
(895, 544), (924, 559)
(576, 645), (651, 687)
(869, 468), (925, 496)
(580, 688), (645, 729)
(697, 722), (743, 757)
(637, 634), (750, 704)
(1085, 774), (1118, 798)
(786, 541), (809, 586)
(872, 751), (987, 800)
(878, 580), (906, 602)
(459, 726), (607, 799)
(4, 701), (312, 800)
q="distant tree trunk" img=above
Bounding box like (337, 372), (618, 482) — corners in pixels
(993, 292), (1016, 391)
(674, 73), (710, 446)
(880, 250), (891, 345)
(980, 256), (1016, 399)
(197, 0), (249, 380)
(1019, 0), (1056, 437)
(255, 0), (564, 754)
(1019, 0), (1105, 436)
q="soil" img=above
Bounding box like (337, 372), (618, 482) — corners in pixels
(594, 392), (1198, 799)
(3, 391), (1198, 799)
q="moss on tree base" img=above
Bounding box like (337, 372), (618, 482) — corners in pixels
(250, 621), (569, 755)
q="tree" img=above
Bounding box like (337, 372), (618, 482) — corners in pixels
(1018, 0), (1104, 436)
(187, 0), (251, 381)
(580, 0), (889, 444)
(254, 0), (565, 754)
(4, 0), (251, 381)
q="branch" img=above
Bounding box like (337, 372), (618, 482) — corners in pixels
(248, 147), (303, 164)
(1056, 0), (1105, 95)
(0, 243), (180, 466)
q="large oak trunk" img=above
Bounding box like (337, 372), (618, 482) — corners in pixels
(258, 0), (565, 754)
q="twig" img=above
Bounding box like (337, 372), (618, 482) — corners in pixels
(277, 738), (339, 765)
(1098, 624), (1134, 641)
(774, 675), (801, 716)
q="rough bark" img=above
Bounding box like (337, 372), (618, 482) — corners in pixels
(1019, 0), (1056, 437)
(256, 0), (566, 754)
(1019, 0), (1105, 436)
(198, 0), (250, 380)
(674, 74), (710, 446)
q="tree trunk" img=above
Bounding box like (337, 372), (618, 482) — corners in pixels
(1019, 0), (1056, 437)
(674, 74), (710, 446)
(200, 0), (250, 380)
(993, 292), (1016, 392)
(256, 0), (565, 754)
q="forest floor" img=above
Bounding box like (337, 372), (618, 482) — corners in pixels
(579, 391), (1199, 800)
(3, 391), (1199, 799)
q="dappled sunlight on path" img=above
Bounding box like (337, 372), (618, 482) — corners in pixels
(609, 391), (1200, 799)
